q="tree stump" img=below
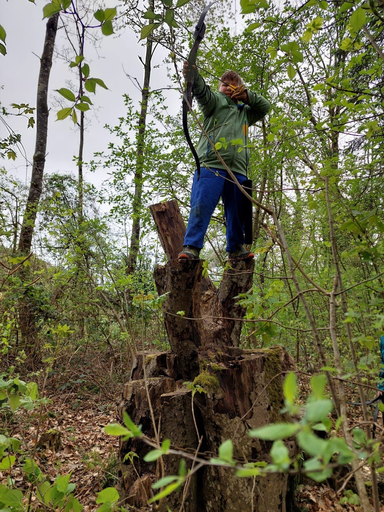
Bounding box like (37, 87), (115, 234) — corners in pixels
(118, 201), (296, 511)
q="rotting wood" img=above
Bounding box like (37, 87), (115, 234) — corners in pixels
(149, 200), (186, 260)
(118, 200), (296, 511)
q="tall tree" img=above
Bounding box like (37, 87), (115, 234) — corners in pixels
(126, 0), (154, 274)
(18, 13), (59, 254)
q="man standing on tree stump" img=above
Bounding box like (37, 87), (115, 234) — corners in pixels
(178, 62), (271, 261)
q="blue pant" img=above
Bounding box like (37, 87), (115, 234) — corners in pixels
(183, 167), (247, 253)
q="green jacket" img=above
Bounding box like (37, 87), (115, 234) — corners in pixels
(192, 74), (271, 176)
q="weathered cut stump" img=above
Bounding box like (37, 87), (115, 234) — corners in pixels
(154, 258), (255, 379)
(117, 201), (296, 511)
(118, 346), (296, 512)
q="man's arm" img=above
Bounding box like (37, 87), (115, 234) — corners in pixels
(246, 89), (271, 125)
(183, 61), (216, 117)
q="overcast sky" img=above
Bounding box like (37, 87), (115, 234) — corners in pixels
(1, 0), (179, 187)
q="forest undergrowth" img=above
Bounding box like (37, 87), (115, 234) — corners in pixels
(1, 347), (383, 512)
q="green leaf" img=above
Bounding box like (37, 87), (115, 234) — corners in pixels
(70, 55), (84, 68)
(152, 475), (179, 489)
(143, 11), (161, 19)
(0, 435), (10, 448)
(329, 438), (355, 464)
(320, 366), (337, 372)
(0, 455), (16, 470)
(287, 64), (296, 80)
(81, 64), (90, 78)
(161, 439), (171, 453)
(94, 9), (105, 22)
(43, 3), (62, 18)
(312, 16), (323, 29)
(266, 46), (277, 59)
(75, 102), (90, 112)
(281, 41), (299, 52)
(218, 439), (234, 463)
(37, 480), (51, 502)
(236, 467), (262, 477)
(23, 458), (42, 478)
(10, 438), (21, 452)
(9, 393), (20, 411)
(249, 422), (300, 440)
(56, 88), (76, 102)
(176, 0), (191, 6)
(340, 37), (352, 50)
(104, 423), (131, 437)
(341, 219), (364, 234)
(0, 25), (6, 43)
(179, 459), (186, 477)
(65, 495), (83, 512)
(349, 7), (366, 33)
(270, 439), (290, 467)
(80, 95), (92, 104)
(84, 79), (96, 94)
(57, 108), (72, 120)
(164, 8), (175, 27)
(305, 399), (333, 423)
(27, 382), (38, 400)
(148, 481), (182, 504)
(123, 411), (142, 437)
(55, 473), (71, 493)
(310, 374), (327, 399)
(72, 109), (78, 125)
(104, 7), (117, 21)
(304, 458), (332, 482)
(340, 1), (354, 12)
(96, 487), (119, 504)
(140, 23), (156, 40)
(144, 449), (163, 462)
(162, 0), (172, 6)
(291, 50), (303, 63)
(0, 488), (23, 506)
(241, 0), (257, 14)
(283, 372), (297, 405)
(0, 43), (6, 56)
(352, 427), (367, 446)
(102, 20), (114, 36)
(95, 503), (112, 512)
(94, 78), (108, 90)
(61, 0), (71, 9)
(246, 22), (260, 32)
(297, 431), (326, 457)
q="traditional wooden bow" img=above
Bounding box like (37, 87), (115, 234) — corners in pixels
(182, 1), (216, 180)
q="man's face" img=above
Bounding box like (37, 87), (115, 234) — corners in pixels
(219, 80), (240, 101)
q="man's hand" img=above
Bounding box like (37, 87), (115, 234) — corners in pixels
(183, 61), (198, 82)
(230, 84), (248, 103)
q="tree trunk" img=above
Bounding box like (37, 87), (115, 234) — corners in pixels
(18, 13), (58, 254)
(126, 0), (154, 274)
(118, 201), (296, 511)
(17, 13), (58, 364)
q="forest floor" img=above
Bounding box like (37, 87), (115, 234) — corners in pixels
(1, 363), (383, 512)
